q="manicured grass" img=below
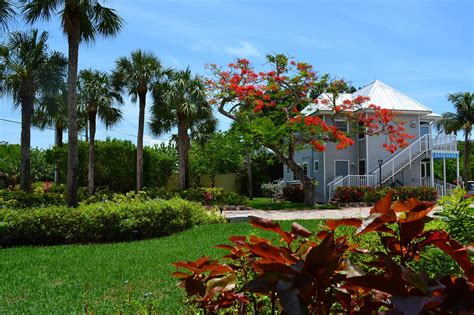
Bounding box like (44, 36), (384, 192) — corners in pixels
(248, 197), (339, 210)
(0, 220), (324, 314)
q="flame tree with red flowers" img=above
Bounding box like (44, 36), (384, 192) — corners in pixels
(207, 54), (413, 205)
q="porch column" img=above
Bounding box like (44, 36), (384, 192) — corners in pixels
(456, 155), (460, 186)
(443, 157), (447, 195)
(430, 155), (434, 188)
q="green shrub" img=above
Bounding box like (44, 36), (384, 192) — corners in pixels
(0, 189), (65, 209)
(46, 139), (177, 192)
(436, 187), (474, 245)
(0, 144), (54, 188)
(221, 191), (248, 205)
(282, 185), (305, 203)
(0, 197), (224, 246)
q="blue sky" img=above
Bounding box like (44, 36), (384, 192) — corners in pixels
(1, 0), (473, 148)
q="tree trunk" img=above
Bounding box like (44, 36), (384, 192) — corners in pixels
(269, 145), (315, 206)
(66, 21), (80, 207)
(177, 112), (190, 190)
(88, 110), (97, 195)
(245, 149), (253, 199)
(464, 133), (470, 185)
(136, 92), (146, 191)
(20, 94), (34, 192)
(54, 123), (63, 185)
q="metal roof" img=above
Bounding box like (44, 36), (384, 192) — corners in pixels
(303, 80), (433, 115)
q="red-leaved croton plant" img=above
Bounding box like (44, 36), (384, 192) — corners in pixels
(173, 193), (474, 314)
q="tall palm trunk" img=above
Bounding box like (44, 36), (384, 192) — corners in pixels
(136, 91), (146, 191)
(245, 149), (253, 199)
(20, 90), (34, 192)
(88, 110), (97, 195)
(177, 112), (190, 190)
(66, 20), (80, 207)
(54, 123), (63, 184)
(464, 132), (471, 184)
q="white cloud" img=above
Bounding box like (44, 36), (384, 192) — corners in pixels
(224, 41), (262, 58)
(191, 40), (262, 59)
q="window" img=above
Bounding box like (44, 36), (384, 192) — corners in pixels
(293, 162), (309, 180)
(314, 160), (319, 172)
(286, 166), (290, 174)
(358, 121), (365, 139)
(301, 162), (308, 175)
(358, 160), (366, 175)
(335, 119), (349, 132)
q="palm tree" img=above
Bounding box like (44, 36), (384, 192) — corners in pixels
(0, 0), (14, 31)
(78, 69), (123, 195)
(436, 92), (474, 184)
(32, 52), (68, 184)
(21, 0), (123, 207)
(149, 68), (216, 190)
(0, 29), (56, 192)
(112, 50), (171, 191)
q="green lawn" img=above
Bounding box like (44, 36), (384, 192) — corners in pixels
(248, 197), (339, 210)
(0, 220), (324, 314)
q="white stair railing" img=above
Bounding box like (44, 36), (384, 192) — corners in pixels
(372, 134), (430, 185)
(327, 134), (458, 200)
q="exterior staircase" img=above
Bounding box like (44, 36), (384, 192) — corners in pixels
(327, 134), (457, 200)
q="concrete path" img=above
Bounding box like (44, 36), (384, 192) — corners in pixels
(224, 207), (372, 222)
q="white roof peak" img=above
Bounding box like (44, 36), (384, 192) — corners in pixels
(302, 80), (433, 115)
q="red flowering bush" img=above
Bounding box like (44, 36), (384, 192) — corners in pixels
(282, 185), (305, 203)
(334, 186), (438, 203)
(207, 54), (413, 205)
(172, 193), (474, 313)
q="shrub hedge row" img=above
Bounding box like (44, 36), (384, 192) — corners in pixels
(0, 197), (224, 247)
(0, 186), (249, 209)
(334, 186), (437, 203)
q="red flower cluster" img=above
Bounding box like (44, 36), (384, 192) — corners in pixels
(207, 57), (413, 155)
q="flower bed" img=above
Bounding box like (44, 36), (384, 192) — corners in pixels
(333, 186), (437, 203)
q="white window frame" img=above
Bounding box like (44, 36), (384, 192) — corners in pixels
(314, 160), (320, 172)
(334, 160), (350, 178)
(334, 119), (349, 133)
(294, 162), (309, 180)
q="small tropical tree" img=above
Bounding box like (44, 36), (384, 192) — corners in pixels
(78, 69), (123, 195)
(112, 50), (171, 191)
(436, 92), (474, 183)
(149, 68), (216, 190)
(208, 54), (412, 205)
(22, 0), (123, 207)
(0, 0), (14, 31)
(0, 29), (60, 191)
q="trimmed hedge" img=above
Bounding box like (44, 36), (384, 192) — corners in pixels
(334, 186), (437, 203)
(0, 197), (224, 247)
(0, 186), (248, 209)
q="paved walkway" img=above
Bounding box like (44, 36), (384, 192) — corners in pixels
(224, 207), (372, 222)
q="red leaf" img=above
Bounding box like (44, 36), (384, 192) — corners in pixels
(356, 211), (396, 235)
(215, 244), (234, 251)
(250, 218), (293, 244)
(171, 272), (190, 279)
(326, 218), (362, 230)
(370, 191), (393, 214)
(291, 222), (312, 237)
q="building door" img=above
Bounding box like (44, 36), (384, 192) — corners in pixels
(334, 161), (349, 178)
(421, 161), (430, 186)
